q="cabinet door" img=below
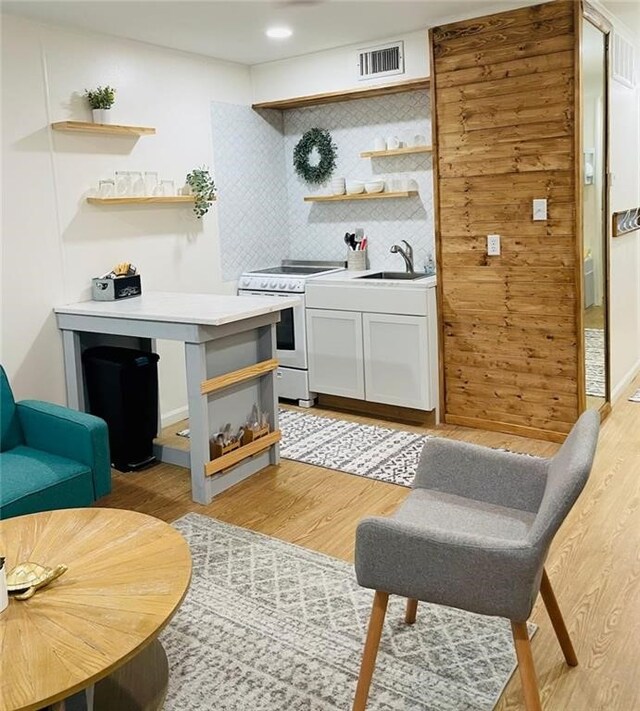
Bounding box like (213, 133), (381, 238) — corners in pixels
(363, 312), (431, 410)
(306, 309), (364, 399)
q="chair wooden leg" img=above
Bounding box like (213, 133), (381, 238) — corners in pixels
(405, 598), (418, 625)
(511, 621), (542, 711)
(352, 591), (389, 711)
(540, 568), (578, 666)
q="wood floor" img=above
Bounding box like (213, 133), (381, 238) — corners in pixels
(101, 378), (640, 711)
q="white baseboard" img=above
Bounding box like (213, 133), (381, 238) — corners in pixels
(161, 405), (189, 428)
(611, 358), (640, 403)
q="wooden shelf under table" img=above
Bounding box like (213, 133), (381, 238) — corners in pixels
(51, 121), (156, 136)
(204, 430), (281, 477)
(304, 190), (418, 203)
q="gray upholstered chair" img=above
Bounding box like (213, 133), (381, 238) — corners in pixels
(352, 410), (600, 711)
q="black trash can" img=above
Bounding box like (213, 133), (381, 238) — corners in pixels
(82, 346), (160, 472)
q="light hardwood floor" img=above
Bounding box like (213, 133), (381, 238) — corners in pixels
(101, 377), (640, 711)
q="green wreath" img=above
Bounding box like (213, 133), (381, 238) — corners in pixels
(293, 128), (337, 184)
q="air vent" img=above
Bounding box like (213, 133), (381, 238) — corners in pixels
(612, 31), (636, 88)
(357, 41), (404, 81)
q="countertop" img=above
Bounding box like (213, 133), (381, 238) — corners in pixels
(54, 291), (300, 327)
(308, 269), (437, 289)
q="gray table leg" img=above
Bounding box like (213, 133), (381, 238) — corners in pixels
(259, 324), (280, 466)
(184, 342), (210, 504)
(61, 330), (85, 411)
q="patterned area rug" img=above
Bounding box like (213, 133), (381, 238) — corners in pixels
(162, 513), (532, 711)
(585, 328), (606, 397)
(279, 408), (429, 487)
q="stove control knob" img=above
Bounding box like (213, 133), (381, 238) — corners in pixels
(270, 281), (278, 288)
(260, 281), (268, 288)
(241, 278), (250, 288)
(289, 282), (298, 290)
(279, 281), (287, 289)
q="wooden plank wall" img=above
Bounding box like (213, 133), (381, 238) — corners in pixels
(430, 0), (580, 442)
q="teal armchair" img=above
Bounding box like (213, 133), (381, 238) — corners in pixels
(0, 366), (111, 519)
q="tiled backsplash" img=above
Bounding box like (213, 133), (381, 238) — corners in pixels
(211, 103), (289, 280)
(284, 90), (433, 271)
(211, 90), (433, 280)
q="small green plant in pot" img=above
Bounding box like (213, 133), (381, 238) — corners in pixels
(84, 85), (116, 124)
(186, 167), (216, 218)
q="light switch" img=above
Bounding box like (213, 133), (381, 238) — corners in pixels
(487, 234), (501, 256)
(533, 198), (548, 221)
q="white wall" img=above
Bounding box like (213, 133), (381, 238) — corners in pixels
(1, 13), (252, 420)
(251, 30), (429, 104)
(597, 6), (640, 399)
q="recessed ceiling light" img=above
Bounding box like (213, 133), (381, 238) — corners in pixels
(266, 26), (293, 39)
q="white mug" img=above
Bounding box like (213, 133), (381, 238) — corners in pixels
(373, 137), (386, 152)
(386, 136), (401, 150)
(410, 134), (427, 147)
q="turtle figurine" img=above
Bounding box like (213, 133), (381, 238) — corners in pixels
(6, 561), (68, 600)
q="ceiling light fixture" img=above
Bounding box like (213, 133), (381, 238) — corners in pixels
(266, 26), (293, 39)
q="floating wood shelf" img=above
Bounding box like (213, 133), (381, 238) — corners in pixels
(204, 429), (281, 477)
(252, 77), (430, 111)
(360, 145), (433, 158)
(200, 358), (278, 395)
(86, 196), (210, 205)
(51, 121), (156, 136)
(612, 208), (640, 237)
(304, 190), (418, 203)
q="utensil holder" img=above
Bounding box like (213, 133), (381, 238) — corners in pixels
(210, 438), (241, 460)
(347, 249), (367, 271)
(242, 425), (270, 446)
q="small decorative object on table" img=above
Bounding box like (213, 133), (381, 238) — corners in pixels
(185, 166), (216, 218)
(345, 229), (368, 271)
(84, 85), (116, 124)
(6, 561), (68, 601)
(92, 261), (142, 300)
(293, 128), (337, 185)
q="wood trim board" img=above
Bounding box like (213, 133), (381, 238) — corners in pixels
(251, 77), (430, 111)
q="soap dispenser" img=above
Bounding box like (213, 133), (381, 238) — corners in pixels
(424, 251), (436, 276)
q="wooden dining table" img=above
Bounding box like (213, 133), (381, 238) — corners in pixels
(0, 508), (192, 711)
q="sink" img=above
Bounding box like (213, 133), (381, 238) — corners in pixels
(356, 271), (427, 281)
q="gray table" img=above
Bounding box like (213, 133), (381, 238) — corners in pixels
(54, 291), (297, 504)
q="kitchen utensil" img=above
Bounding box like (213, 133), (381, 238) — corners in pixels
(347, 248), (367, 271)
(364, 180), (385, 194)
(98, 180), (115, 198)
(115, 171), (131, 197)
(346, 180), (365, 195)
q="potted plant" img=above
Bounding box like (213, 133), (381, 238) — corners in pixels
(185, 167), (216, 218)
(84, 85), (116, 124)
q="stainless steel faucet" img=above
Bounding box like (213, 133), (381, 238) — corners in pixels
(390, 240), (414, 273)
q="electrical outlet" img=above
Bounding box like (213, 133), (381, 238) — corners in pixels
(487, 234), (501, 256)
(533, 198), (548, 221)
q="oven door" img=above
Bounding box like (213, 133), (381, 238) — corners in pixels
(238, 290), (307, 370)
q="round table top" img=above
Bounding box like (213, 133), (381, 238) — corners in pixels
(0, 508), (192, 711)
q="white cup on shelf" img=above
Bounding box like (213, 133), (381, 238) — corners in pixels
(373, 137), (386, 152)
(386, 136), (401, 150)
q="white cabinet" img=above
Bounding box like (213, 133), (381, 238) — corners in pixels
(306, 309), (365, 399)
(363, 313), (430, 410)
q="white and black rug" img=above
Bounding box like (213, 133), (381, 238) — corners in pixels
(279, 408), (429, 487)
(162, 513), (533, 711)
(585, 328), (606, 398)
